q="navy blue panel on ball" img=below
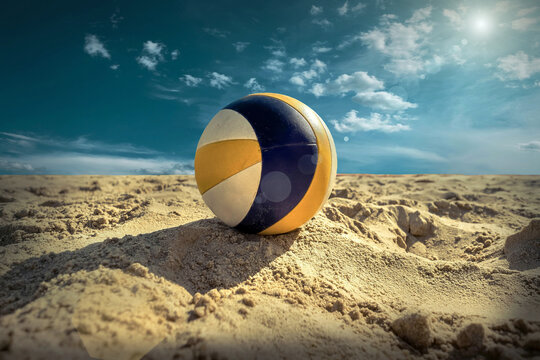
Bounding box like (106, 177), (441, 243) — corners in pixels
(235, 144), (318, 234)
(225, 95), (316, 148)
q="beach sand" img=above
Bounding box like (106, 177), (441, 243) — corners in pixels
(0, 174), (539, 359)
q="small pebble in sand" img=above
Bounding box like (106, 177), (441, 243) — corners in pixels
(456, 323), (485, 351)
(391, 312), (433, 351)
(242, 297), (256, 307)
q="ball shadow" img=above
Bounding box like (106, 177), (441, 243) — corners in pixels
(0, 218), (298, 316)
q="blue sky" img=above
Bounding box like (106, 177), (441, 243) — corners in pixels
(1, 0), (539, 174)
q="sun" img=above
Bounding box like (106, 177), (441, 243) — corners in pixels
(473, 15), (491, 34)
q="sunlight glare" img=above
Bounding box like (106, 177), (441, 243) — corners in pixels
(473, 16), (491, 34)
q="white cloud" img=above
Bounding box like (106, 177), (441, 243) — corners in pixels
(327, 71), (384, 94)
(360, 6), (437, 78)
(310, 83), (325, 97)
(233, 42), (250, 52)
(143, 41), (164, 57)
(312, 18), (332, 28)
(154, 84), (179, 93)
(423, 54), (444, 73)
(301, 69), (318, 80)
(264, 42), (286, 58)
(332, 111), (410, 133)
(383, 58), (424, 76)
(263, 58), (285, 73)
(84, 35), (110, 59)
(351, 2), (366, 12)
(362, 22), (425, 58)
(171, 49), (179, 60)
(338, 34), (363, 49)
(359, 29), (385, 50)
(180, 74), (202, 87)
(0, 153), (193, 175)
(0, 132), (38, 149)
(110, 64), (119, 70)
(311, 59), (327, 73)
(110, 12), (124, 28)
(310, 5), (323, 15)
(380, 13), (398, 23)
(290, 59), (327, 88)
(137, 40), (166, 71)
(511, 17), (539, 31)
(290, 57), (307, 68)
(443, 9), (463, 28)
(518, 140), (540, 151)
(204, 28), (229, 38)
(407, 6), (432, 23)
(271, 49), (286, 57)
(0, 132), (196, 175)
(383, 146), (445, 162)
(137, 56), (158, 71)
(310, 71), (416, 112)
(151, 84), (191, 102)
(341, 145), (445, 163)
(495, 1), (512, 14)
(0, 132), (159, 155)
(352, 91), (417, 111)
(496, 51), (540, 80)
(450, 45), (466, 65)
(338, 1), (365, 15)
(290, 76), (306, 86)
(208, 72), (234, 89)
(518, 7), (537, 17)
(0, 159), (34, 172)
(338, 1), (349, 16)
(244, 78), (265, 92)
(313, 45), (332, 53)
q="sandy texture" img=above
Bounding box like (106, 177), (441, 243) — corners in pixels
(0, 174), (539, 359)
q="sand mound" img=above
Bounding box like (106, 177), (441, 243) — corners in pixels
(505, 219), (540, 270)
(0, 174), (539, 359)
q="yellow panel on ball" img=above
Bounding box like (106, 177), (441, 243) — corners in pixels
(195, 139), (261, 195)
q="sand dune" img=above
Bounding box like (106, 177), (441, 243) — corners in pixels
(0, 174), (539, 359)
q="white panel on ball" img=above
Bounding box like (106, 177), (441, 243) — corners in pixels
(202, 162), (262, 226)
(197, 109), (258, 149)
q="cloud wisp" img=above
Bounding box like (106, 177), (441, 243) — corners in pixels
(204, 28), (230, 38)
(338, 1), (366, 16)
(1, 132), (159, 155)
(310, 71), (416, 112)
(263, 58), (285, 73)
(496, 51), (540, 81)
(137, 40), (166, 71)
(180, 74), (203, 87)
(84, 35), (110, 59)
(289, 59), (327, 87)
(332, 111), (410, 133)
(0, 153), (194, 175)
(0, 132), (193, 175)
(357, 7), (439, 78)
(208, 72), (234, 89)
(518, 140), (540, 152)
(244, 78), (265, 92)
(233, 42), (250, 52)
(310, 5), (323, 16)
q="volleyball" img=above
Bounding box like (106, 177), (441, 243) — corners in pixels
(194, 93), (337, 235)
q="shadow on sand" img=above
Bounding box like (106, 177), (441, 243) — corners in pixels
(0, 218), (298, 317)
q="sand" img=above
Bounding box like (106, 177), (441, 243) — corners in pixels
(0, 174), (539, 359)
